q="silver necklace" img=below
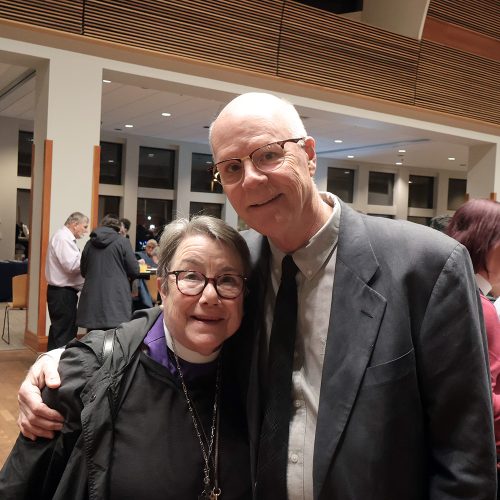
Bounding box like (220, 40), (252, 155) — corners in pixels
(171, 339), (221, 500)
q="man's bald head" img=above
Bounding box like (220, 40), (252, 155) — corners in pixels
(209, 93), (307, 154)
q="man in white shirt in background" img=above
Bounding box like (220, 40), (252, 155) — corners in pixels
(45, 212), (88, 349)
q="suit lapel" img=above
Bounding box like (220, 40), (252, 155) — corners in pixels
(313, 204), (387, 498)
(242, 230), (271, 483)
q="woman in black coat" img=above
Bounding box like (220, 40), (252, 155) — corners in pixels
(77, 215), (140, 330)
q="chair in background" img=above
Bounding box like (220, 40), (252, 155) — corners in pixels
(2, 273), (28, 344)
(145, 273), (159, 305)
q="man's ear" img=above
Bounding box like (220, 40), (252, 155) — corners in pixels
(303, 137), (317, 176)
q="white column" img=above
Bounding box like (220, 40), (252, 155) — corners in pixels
(27, 53), (103, 342)
(467, 144), (499, 199)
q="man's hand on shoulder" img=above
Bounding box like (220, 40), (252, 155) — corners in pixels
(18, 349), (65, 440)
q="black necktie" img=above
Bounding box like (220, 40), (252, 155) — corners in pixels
(256, 255), (299, 499)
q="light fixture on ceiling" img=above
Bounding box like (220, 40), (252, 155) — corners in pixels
(147, 215), (152, 221)
(102, 79), (111, 83)
(344, 171), (351, 174)
(148, 153), (155, 158)
(347, 155), (354, 159)
(334, 139), (343, 144)
(108, 160), (114, 163)
(125, 124), (134, 128)
(448, 157), (456, 161)
(395, 161), (403, 165)
(161, 112), (171, 117)
(398, 149), (406, 153)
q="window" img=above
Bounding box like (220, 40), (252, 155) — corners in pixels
(18, 131), (33, 177)
(408, 175), (434, 209)
(368, 172), (394, 206)
(189, 202), (222, 219)
(448, 178), (467, 210)
(138, 146), (175, 189)
(99, 142), (122, 185)
(98, 196), (121, 223)
(327, 167), (354, 203)
(136, 198), (173, 251)
(191, 153), (222, 193)
(408, 216), (432, 226)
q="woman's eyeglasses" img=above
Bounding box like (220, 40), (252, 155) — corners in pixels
(166, 270), (246, 299)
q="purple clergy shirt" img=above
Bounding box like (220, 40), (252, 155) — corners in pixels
(142, 313), (218, 382)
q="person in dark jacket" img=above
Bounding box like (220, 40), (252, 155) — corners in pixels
(0, 215), (251, 500)
(77, 215), (140, 330)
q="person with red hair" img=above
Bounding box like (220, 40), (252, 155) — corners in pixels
(447, 198), (500, 492)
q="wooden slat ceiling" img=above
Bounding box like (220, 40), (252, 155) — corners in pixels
(279, 2), (420, 104)
(0, 0), (83, 34)
(84, 0), (282, 75)
(428, 0), (500, 41)
(0, 0), (498, 126)
(416, 40), (500, 124)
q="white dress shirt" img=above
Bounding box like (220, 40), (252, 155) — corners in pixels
(265, 192), (341, 500)
(45, 225), (84, 289)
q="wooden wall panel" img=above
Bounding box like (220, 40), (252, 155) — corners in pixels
(279, 1), (420, 104)
(0, 0), (83, 34)
(428, 0), (500, 41)
(83, 0), (282, 75)
(415, 40), (500, 125)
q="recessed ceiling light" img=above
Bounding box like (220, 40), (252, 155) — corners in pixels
(344, 171), (351, 174)
(347, 155), (354, 159)
(395, 161), (403, 165)
(108, 160), (114, 163)
(102, 79), (111, 83)
(448, 157), (456, 161)
(161, 112), (171, 117)
(398, 149), (406, 153)
(334, 139), (343, 144)
(125, 124), (133, 128)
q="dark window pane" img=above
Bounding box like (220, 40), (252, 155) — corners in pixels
(367, 213), (394, 219)
(98, 196), (121, 224)
(409, 175), (434, 209)
(138, 146), (175, 189)
(407, 216), (431, 226)
(191, 153), (222, 193)
(100, 142), (122, 185)
(327, 167), (354, 203)
(18, 131), (33, 177)
(189, 202), (222, 219)
(368, 172), (394, 206)
(136, 198), (173, 250)
(448, 178), (467, 210)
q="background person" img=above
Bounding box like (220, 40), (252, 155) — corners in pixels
(119, 217), (131, 238)
(76, 215), (140, 331)
(446, 198), (500, 491)
(0, 216), (251, 499)
(17, 93), (497, 499)
(137, 238), (159, 266)
(45, 212), (88, 349)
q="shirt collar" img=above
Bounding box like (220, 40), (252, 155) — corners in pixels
(475, 273), (492, 296)
(269, 192), (341, 280)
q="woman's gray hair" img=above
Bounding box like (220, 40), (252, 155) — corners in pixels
(157, 215), (250, 288)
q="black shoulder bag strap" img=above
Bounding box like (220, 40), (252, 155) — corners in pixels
(101, 328), (116, 365)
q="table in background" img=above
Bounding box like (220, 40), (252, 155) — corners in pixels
(0, 260), (28, 302)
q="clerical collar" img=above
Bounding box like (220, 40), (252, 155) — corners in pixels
(163, 319), (220, 364)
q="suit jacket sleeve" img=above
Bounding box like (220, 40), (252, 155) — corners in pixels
(418, 244), (496, 498)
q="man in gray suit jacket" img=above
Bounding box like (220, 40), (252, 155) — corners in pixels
(18, 93), (496, 499)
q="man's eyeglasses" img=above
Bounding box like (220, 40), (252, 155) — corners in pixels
(211, 138), (305, 186)
(167, 270), (246, 299)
